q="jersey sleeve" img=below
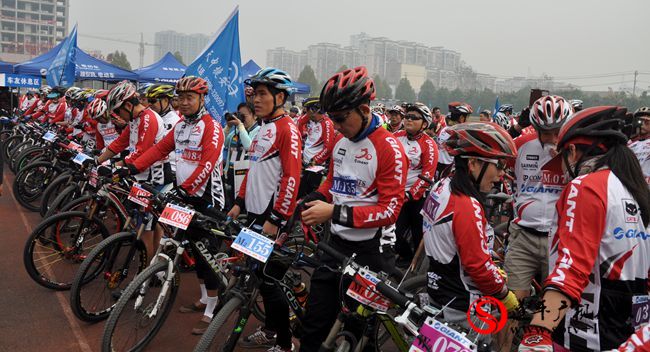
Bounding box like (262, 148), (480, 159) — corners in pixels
(124, 113), (158, 163)
(270, 122), (302, 221)
(179, 120), (224, 195)
(107, 125), (131, 155)
(31, 101), (48, 119)
(544, 174), (608, 304)
(452, 196), (507, 297)
(409, 137), (438, 200)
(131, 124), (175, 172)
(335, 136), (407, 229)
(312, 118), (335, 165)
(23, 99), (38, 116)
(315, 156), (335, 203)
(49, 101), (66, 123)
(95, 129), (105, 151)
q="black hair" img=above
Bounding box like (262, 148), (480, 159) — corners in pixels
(576, 141), (650, 227)
(237, 102), (254, 114)
(432, 106), (440, 111)
(450, 157), (485, 203)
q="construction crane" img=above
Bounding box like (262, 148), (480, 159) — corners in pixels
(79, 33), (159, 68)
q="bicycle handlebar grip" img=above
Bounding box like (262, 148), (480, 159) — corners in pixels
(139, 182), (158, 194)
(375, 281), (411, 308)
(417, 174), (434, 185)
(203, 206), (227, 222)
(316, 242), (348, 264)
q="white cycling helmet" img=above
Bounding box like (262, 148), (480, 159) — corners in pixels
(406, 102), (433, 126)
(530, 95), (572, 131)
(107, 80), (137, 112)
(493, 112), (512, 130)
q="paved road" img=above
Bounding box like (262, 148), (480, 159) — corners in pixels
(0, 168), (261, 352)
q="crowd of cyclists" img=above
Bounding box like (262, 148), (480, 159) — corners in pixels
(1, 63), (650, 352)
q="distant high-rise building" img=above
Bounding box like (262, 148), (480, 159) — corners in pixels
(154, 31), (210, 64)
(0, 0), (69, 63)
(306, 43), (359, 81)
(266, 47), (307, 80)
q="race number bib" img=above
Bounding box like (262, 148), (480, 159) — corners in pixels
(127, 183), (152, 207)
(345, 268), (391, 312)
(231, 228), (274, 263)
(42, 131), (56, 142)
(88, 167), (98, 187)
(410, 317), (476, 352)
(158, 203), (195, 230)
(632, 295), (650, 329)
(72, 152), (91, 165)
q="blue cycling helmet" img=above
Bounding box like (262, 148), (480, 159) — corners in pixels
(244, 67), (296, 95)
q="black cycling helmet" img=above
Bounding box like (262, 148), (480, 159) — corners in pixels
(320, 66), (376, 113)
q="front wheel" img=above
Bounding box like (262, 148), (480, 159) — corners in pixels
(70, 232), (148, 322)
(193, 296), (244, 352)
(101, 260), (180, 352)
(13, 161), (55, 212)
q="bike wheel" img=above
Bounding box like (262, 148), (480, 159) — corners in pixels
(193, 296), (244, 352)
(2, 135), (23, 164)
(23, 211), (109, 290)
(7, 139), (33, 171)
(40, 172), (72, 217)
(101, 260), (180, 352)
(13, 161), (55, 211)
(70, 232), (148, 322)
(44, 184), (80, 218)
(13, 145), (45, 174)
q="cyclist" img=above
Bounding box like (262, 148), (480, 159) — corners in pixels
(32, 86), (67, 124)
(426, 106), (447, 139)
(19, 90), (38, 116)
(505, 95), (572, 306)
(436, 102), (472, 177)
(226, 68), (302, 352)
(88, 90), (121, 151)
(299, 66), (408, 352)
(628, 107), (650, 185)
(393, 103), (438, 265)
(421, 122), (519, 344)
(384, 104), (405, 133)
(493, 111), (513, 131)
(519, 106), (650, 352)
(144, 83), (181, 184)
(297, 96), (335, 199)
(479, 109), (492, 122)
(123, 76), (226, 335)
(23, 85), (50, 118)
(289, 105), (301, 124)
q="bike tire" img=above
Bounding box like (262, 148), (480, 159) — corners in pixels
(2, 134), (23, 164)
(40, 171), (72, 217)
(13, 161), (55, 211)
(70, 232), (148, 322)
(101, 260), (180, 352)
(44, 184), (79, 219)
(23, 211), (110, 290)
(193, 296), (244, 352)
(12, 145), (44, 174)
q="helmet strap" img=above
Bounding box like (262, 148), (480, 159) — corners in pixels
(352, 107), (369, 141)
(470, 161), (490, 191)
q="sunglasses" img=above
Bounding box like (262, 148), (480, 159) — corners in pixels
(476, 157), (507, 170)
(404, 114), (423, 121)
(329, 110), (353, 123)
(147, 98), (158, 104)
(308, 106), (320, 112)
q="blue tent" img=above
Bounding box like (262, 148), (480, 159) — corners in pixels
(242, 59), (261, 79)
(14, 43), (137, 81)
(135, 52), (186, 83)
(0, 60), (13, 73)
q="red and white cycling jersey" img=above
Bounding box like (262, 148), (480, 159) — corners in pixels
(316, 124), (407, 241)
(300, 116), (335, 165)
(628, 138), (650, 185)
(20, 96), (37, 112)
(237, 114), (302, 221)
(421, 177), (505, 311)
(160, 109), (182, 171)
(133, 113), (225, 207)
(394, 131), (438, 200)
(512, 131), (566, 232)
(546, 170), (650, 351)
(95, 121), (120, 151)
(107, 108), (165, 184)
(435, 125), (453, 165)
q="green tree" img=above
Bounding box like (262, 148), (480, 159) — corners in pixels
(106, 51), (132, 70)
(373, 75), (392, 100)
(336, 65), (349, 72)
(395, 78), (416, 102)
(418, 80), (436, 106)
(172, 51), (185, 65)
(297, 65), (319, 95)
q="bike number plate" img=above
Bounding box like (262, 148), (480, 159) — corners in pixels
(42, 131), (56, 142)
(231, 228), (274, 263)
(127, 183), (152, 207)
(72, 152), (91, 165)
(158, 203), (195, 230)
(89, 167), (98, 187)
(345, 268), (391, 312)
(632, 295), (650, 329)
(67, 141), (83, 152)
(409, 317), (476, 352)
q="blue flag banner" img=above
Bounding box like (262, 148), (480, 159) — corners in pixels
(46, 24), (77, 87)
(0, 74), (41, 88)
(492, 96), (500, 118)
(185, 7), (244, 125)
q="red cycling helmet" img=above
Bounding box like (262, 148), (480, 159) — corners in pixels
(175, 76), (209, 95)
(444, 122), (517, 159)
(530, 95), (572, 131)
(320, 66), (376, 113)
(94, 89), (109, 100)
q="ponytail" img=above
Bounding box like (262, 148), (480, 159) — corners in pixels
(595, 143), (650, 227)
(450, 157), (485, 204)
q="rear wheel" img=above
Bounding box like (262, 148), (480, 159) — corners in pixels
(13, 161), (55, 211)
(40, 172), (72, 217)
(193, 296), (245, 352)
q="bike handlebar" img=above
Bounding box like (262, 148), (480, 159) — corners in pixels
(376, 281), (411, 308)
(316, 241), (349, 264)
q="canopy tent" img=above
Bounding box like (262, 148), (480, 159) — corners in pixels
(242, 59), (261, 79)
(14, 43), (137, 82)
(135, 52), (186, 83)
(0, 60), (13, 74)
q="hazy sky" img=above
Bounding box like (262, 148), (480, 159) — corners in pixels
(70, 0), (650, 91)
